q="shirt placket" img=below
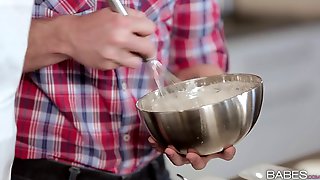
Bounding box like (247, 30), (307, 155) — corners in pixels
(114, 67), (136, 173)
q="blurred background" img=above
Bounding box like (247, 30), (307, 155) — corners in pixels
(166, 0), (320, 179)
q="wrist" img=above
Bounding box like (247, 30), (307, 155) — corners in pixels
(51, 15), (77, 56)
(175, 64), (224, 80)
(23, 17), (74, 72)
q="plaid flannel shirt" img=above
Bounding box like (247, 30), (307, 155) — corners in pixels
(15, 0), (228, 175)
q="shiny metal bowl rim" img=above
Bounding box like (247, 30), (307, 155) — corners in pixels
(136, 73), (263, 113)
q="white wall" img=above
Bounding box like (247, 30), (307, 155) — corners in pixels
(166, 22), (320, 180)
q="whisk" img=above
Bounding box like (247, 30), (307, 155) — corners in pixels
(107, 0), (181, 96)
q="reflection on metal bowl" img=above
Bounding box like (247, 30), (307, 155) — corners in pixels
(136, 73), (263, 155)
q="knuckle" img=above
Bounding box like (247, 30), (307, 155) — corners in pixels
(109, 30), (128, 46)
(113, 15), (130, 27)
(140, 17), (156, 33)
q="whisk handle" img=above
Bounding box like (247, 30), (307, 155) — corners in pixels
(108, 0), (128, 16)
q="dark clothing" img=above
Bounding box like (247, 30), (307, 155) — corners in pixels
(12, 155), (171, 180)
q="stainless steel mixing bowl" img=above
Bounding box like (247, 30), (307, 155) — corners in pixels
(136, 73), (263, 155)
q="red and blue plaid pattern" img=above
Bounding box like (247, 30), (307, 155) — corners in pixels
(15, 0), (228, 175)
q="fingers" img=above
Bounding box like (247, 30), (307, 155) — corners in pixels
(165, 146), (189, 166)
(125, 35), (156, 60)
(148, 136), (236, 170)
(219, 146), (236, 161)
(113, 50), (143, 68)
(129, 16), (155, 37)
(124, 8), (156, 58)
(148, 137), (164, 153)
(186, 153), (208, 170)
(67, 7), (156, 70)
(110, 8), (155, 36)
(100, 31), (154, 66)
(107, 8), (156, 61)
(125, 8), (156, 36)
(148, 137), (189, 166)
(101, 61), (120, 70)
(100, 47), (142, 68)
(106, 30), (156, 62)
(186, 146), (236, 170)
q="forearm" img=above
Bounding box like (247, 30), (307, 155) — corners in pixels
(175, 64), (224, 81)
(24, 16), (73, 72)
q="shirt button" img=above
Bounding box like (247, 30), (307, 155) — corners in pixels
(123, 134), (130, 142)
(121, 81), (127, 90)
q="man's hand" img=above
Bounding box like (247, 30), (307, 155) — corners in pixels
(149, 64), (235, 170)
(24, 8), (156, 72)
(66, 8), (156, 70)
(148, 137), (236, 170)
